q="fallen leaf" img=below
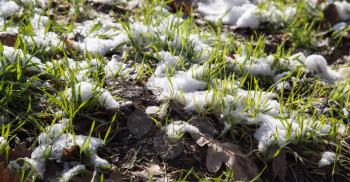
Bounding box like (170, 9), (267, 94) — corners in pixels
(190, 115), (216, 137)
(0, 162), (22, 182)
(205, 142), (258, 180)
(63, 37), (76, 53)
(168, 0), (193, 15)
(62, 145), (81, 161)
(163, 121), (258, 179)
(0, 32), (17, 47)
(0, 143), (32, 162)
(131, 164), (170, 182)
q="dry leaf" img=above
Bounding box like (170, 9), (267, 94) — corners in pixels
(0, 32), (17, 47)
(186, 126), (258, 180)
(272, 151), (288, 182)
(168, 0), (193, 15)
(10, 142), (30, 158)
(206, 142), (258, 180)
(163, 121), (258, 180)
(190, 115), (216, 137)
(0, 162), (22, 182)
(131, 164), (170, 182)
(62, 145), (81, 161)
(64, 37), (76, 53)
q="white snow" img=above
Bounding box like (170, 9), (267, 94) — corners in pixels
(72, 34), (128, 56)
(30, 14), (49, 30)
(147, 71), (207, 99)
(145, 106), (160, 115)
(319, 151), (336, 167)
(305, 55), (340, 82)
(334, 1), (350, 21)
(0, 136), (7, 152)
(236, 5), (260, 28)
(0, 46), (43, 71)
(61, 165), (86, 182)
(332, 22), (347, 31)
(104, 55), (135, 78)
(153, 51), (180, 77)
(165, 120), (200, 139)
(11, 118), (111, 178)
(67, 82), (131, 110)
(21, 0), (48, 8)
(196, 0), (298, 28)
(90, 0), (114, 4)
(24, 30), (62, 48)
(0, 1), (19, 17)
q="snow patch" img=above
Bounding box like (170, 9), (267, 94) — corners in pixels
(305, 55), (340, 82)
(0, 46), (43, 71)
(60, 165), (86, 182)
(0, 1), (19, 17)
(0, 136), (7, 152)
(10, 119), (110, 178)
(72, 34), (128, 56)
(319, 151), (336, 167)
(67, 82), (131, 110)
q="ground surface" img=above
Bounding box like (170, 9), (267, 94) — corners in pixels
(0, 0), (350, 181)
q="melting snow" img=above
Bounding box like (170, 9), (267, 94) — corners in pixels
(72, 34), (128, 56)
(1, 46), (43, 71)
(0, 1), (19, 17)
(61, 165), (86, 182)
(319, 151), (336, 167)
(67, 81), (131, 110)
(0, 136), (7, 152)
(305, 55), (340, 82)
(10, 119), (110, 178)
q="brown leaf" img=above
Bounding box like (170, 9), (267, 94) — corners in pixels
(272, 150), (288, 182)
(188, 131), (258, 180)
(0, 162), (21, 182)
(64, 37), (76, 53)
(62, 145), (86, 161)
(0, 32), (17, 47)
(206, 142), (258, 180)
(0, 143), (32, 162)
(131, 164), (170, 182)
(168, 0), (193, 15)
(190, 115), (216, 137)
